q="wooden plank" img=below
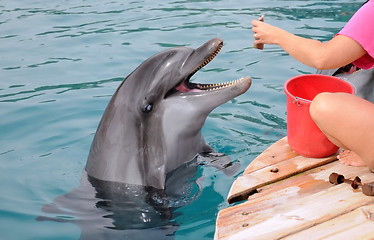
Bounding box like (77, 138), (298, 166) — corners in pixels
(246, 160), (374, 203)
(244, 137), (298, 174)
(284, 203), (374, 240)
(227, 147), (337, 203)
(216, 160), (374, 240)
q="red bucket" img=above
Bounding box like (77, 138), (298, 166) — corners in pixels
(284, 74), (355, 158)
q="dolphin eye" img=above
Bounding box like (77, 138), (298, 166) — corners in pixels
(143, 104), (153, 113)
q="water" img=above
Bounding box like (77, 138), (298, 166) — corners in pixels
(0, 1), (363, 239)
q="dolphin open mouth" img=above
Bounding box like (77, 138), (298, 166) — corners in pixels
(165, 41), (247, 98)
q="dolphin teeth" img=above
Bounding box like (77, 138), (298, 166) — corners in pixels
(191, 42), (222, 77)
(195, 77), (244, 92)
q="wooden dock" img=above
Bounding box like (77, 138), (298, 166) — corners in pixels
(215, 137), (374, 240)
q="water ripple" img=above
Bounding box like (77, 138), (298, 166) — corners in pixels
(0, 78), (122, 102)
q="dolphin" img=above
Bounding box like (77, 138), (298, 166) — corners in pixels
(38, 38), (251, 239)
(86, 37), (251, 189)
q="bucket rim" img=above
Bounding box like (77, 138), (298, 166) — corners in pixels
(284, 74), (356, 102)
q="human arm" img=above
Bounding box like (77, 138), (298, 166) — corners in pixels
(251, 20), (367, 70)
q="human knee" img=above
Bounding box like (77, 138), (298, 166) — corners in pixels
(309, 92), (336, 123)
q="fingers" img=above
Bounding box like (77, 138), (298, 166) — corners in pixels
(251, 19), (263, 26)
(251, 19), (264, 38)
(252, 29), (262, 47)
(252, 17), (267, 47)
(253, 32), (263, 50)
(252, 24), (261, 42)
(252, 21), (259, 41)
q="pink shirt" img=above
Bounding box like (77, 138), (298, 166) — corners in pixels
(338, 0), (374, 69)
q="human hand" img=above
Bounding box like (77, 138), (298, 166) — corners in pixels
(252, 20), (286, 46)
(253, 15), (264, 49)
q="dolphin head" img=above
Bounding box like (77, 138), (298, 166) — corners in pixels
(86, 38), (251, 189)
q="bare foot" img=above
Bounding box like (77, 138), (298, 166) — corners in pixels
(337, 149), (366, 167)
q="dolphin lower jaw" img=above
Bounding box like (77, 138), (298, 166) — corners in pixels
(169, 77), (252, 110)
(174, 77), (250, 93)
(161, 76), (251, 175)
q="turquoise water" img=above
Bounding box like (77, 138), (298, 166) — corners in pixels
(0, 1), (362, 239)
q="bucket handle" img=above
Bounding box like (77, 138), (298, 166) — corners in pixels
(292, 97), (309, 106)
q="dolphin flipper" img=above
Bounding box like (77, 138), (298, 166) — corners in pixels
(197, 152), (240, 177)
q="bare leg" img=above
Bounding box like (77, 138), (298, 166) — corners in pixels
(309, 92), (374, 170)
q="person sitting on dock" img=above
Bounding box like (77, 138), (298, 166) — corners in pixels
(251, 0), (374, 170)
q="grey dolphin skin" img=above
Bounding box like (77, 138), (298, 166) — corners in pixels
(86, 37), (251, 189)
(38, 38), (251, 239)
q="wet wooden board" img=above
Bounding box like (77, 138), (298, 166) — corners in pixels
(283, 203), (374, 240)
(227, 137), (337, 204)
(215, 137), (374, 240)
